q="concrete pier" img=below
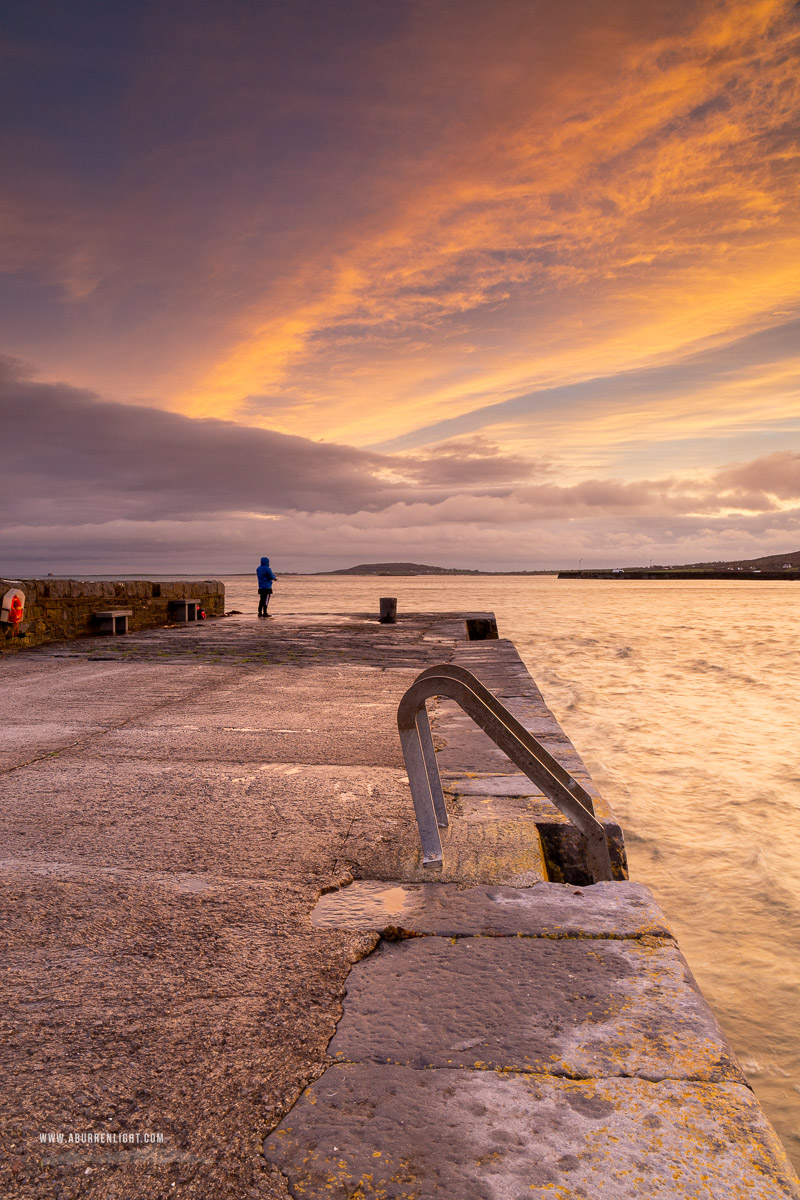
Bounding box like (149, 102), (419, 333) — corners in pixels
(2, 610), (798, 1199)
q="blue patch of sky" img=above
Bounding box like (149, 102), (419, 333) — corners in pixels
(1, 0), (146, 182)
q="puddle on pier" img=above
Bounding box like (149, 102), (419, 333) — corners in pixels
(312, 880), (547, 933)
(312, 881), (417, 928)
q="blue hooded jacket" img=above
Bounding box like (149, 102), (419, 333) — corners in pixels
(256, 557), (276, 589)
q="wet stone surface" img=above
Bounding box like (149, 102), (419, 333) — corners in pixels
(27, 610), (469, 668)
(311, 879), (675, 939)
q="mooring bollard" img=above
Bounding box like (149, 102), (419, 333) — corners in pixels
(379, 597), (398, 624)
(466, 615), (499, 640)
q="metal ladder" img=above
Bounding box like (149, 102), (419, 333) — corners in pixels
(397, 663), (613, 883)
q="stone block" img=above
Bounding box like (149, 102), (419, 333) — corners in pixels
(448, 772), (584, 798)
(329, 935), (743, 1083)
(264, 1065), (800, 1199)
(352, 816), (548, 886)
(311, 880), (674, 939)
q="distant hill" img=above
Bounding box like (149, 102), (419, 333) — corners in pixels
(559, 548), (800, 580)
(328, 561), (481, 576)
(680, 550), (800, 570)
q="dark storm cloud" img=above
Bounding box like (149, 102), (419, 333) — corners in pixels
(4, 356), (798, 535)
(0, 359), (535, 525)
(0, 358), (393, 522)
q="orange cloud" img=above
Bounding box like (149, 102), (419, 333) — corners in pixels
(156, 0), (799, 456)
(2, 0), (798, 472)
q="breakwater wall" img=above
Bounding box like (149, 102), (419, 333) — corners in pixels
(559, 568), (800, 579)
(0, 577), (225, 653)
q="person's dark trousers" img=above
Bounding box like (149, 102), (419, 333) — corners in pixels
(258, 588), (272, 616)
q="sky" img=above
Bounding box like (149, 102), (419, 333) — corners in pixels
(2, 0), (800, 572)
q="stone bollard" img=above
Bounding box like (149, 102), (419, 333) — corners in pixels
(466, 615), (498, 640)
(379, 597), (398, 624)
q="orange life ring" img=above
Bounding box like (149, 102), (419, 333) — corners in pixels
(8, 594), (24, 626)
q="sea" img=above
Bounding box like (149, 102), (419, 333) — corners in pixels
(220, 571), (800, 1169)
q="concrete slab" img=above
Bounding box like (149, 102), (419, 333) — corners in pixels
(328, 936), (743, 1083)
(134, 665), (420, 713)
(2, 658), (238, 715)
(0, 845), (378, 1199)
(0, 722), (112, 771)
(0, 659), (244, 768)
(11, 982), (373, 1199)
(311, 880), (675, 939)
(92, 723), (408, 767)
(26, 610), (468, 670)
(0, 759), (412, 877)
(10, 611), (789, 1199)
(63, 664), (417, 767)
(265, 1064), (800, 1200)
(0, 859), (324, 938)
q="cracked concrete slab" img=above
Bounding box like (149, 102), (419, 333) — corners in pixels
(264, 1064), (800, 1200)
(311, 880), (674, 939)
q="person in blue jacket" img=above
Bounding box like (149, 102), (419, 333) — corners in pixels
(256, 556), (277, 617)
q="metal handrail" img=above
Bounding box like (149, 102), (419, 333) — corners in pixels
(397, 665), (614, 882)
(414, 663), (598, 816)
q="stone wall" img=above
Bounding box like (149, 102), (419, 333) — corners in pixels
(0, 578), (225, 653)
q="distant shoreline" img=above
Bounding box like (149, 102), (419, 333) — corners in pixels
(8, 563), (800, 581)
(558, 569), (800, 580)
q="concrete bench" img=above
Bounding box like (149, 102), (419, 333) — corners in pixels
(168, 598), (202, 622)
(94, 609), (133, 636)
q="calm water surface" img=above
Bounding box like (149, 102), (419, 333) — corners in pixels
(223, 573), (800, 1168)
